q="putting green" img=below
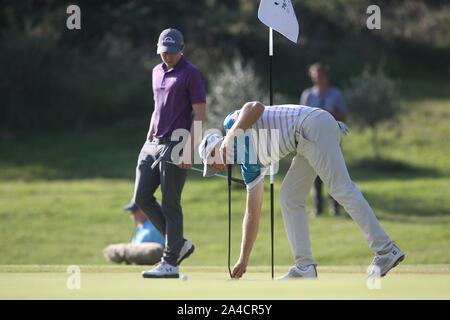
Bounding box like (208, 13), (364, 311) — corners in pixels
(0, 265), (448, 300)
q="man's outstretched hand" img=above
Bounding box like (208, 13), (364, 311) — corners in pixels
(231, 259), (248, 279)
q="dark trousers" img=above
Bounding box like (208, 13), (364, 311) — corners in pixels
(312, 176), (340, 215)
(132, 139), (187, 266)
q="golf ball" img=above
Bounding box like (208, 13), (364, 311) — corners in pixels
(181, 274), (188, 281)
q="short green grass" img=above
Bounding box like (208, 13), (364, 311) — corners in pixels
(0, 99), (449, 268)
(0, 265), (448, 300)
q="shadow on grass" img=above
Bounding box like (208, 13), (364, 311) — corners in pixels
(363, 191), (449, 219)
(272, 155), (442, 182)
(347, 157), (442, 181)
(188, 155), (444, 189)
(0, 122), (146, 181)
(0, 126), (443, 184)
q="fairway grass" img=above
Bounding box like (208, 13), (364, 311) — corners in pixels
(1, 100), (449, 267)
(0, 265), (448, 300)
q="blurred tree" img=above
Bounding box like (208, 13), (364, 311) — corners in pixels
(206, 56), (266, 130)
(344, 66), (398, 158)
(0, 0), (448, 133)
(206, 56), (288, 130)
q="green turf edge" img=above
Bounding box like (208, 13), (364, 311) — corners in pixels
(0, 264), (448, 274)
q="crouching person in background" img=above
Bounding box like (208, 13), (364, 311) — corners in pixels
(103, 202), (165, 265)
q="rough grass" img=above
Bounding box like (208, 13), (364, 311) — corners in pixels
(0, 99), (449, 267)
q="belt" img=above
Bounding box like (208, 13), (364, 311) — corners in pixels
(152, 136), (172, 144)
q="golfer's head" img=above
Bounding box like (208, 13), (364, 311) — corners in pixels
(157, 28), (184, 67)
(199, 133), (226, 177)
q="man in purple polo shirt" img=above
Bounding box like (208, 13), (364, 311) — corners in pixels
(133, 28), (206, 278)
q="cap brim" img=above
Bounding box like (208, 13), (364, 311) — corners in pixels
(157, 45), (180, 54)
(123, 203), (138, 211)
(200, 135), (224, 178)
(203, 163), (219, 177)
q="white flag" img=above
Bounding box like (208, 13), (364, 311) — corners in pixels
(258, 0), (299, 43)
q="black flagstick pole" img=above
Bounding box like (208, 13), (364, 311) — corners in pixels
(269, 27), (274, 280)
(227, 164), (232, 279)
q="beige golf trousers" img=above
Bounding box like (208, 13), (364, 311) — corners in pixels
(279, 109), (393, 267)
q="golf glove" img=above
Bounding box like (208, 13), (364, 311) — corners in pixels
(337, 121), (350, 136)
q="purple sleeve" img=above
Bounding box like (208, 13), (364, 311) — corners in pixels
(187, 68), (206, 104)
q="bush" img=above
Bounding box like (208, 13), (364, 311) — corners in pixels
(206, 56), (287, 131)
(344, 66), (398, 158)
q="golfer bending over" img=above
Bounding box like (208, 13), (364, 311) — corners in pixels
(199, 101), (404, 279)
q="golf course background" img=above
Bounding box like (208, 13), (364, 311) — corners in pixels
(1, 1), (449, 270)
(0, 96), (449, 267)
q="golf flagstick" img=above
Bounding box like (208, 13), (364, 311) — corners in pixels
(270, 166), (274, 280)
(258, 0), (300, 280)
(269, 27), (275, 280)
(227, 164), (233, 279)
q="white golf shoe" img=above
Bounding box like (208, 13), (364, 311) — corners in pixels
(142, 261), (179, 279)
(276, 264), (318, 280)
(177, 239), (195, 265)
(367, 244), (405, 278)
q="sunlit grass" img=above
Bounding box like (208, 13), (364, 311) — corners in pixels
(0, 98), (449, 267)
(0, 265), (448, 300)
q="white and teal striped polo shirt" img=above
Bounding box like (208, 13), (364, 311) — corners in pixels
(224, 104), (311, 190)
(249, 105), (309, 166)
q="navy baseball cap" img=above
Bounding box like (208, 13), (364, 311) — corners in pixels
(123, 202), (138, 212)
(157, 28), (184, 54)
